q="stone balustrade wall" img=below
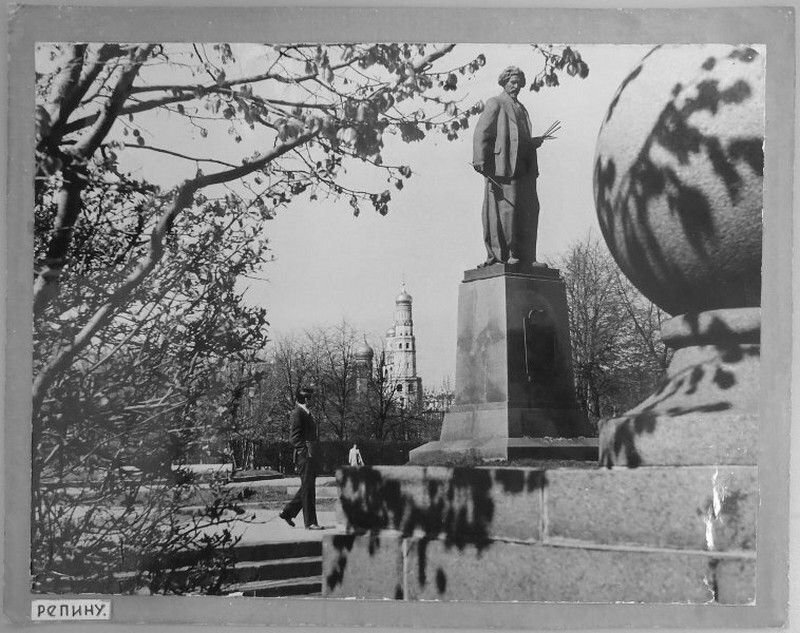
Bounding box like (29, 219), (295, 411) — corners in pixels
(322, 465), (756, 604)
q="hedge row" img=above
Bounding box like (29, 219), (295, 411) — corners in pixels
(230, 440), (425, 475)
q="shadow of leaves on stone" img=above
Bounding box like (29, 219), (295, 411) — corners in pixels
(712, 367), (736, 389)
(324, 533), (355, 592)
(325, 530), (402, 596)
(718, 489), (754, 550)
(604, 45), (662, 124)
(456, 320), (505, 404)
(665, 402), (732, 416)
(685, 365), (704, 395)
(436, 567), (447, 594)
(601, 411), (654, 468)
(326, 466), (548, 595)
(600, 364), (736, 468)
(600, 369), (741, 468)
(696, 314), (760, 358)
(594, 47), (763, 315)
(696, 481), (753, 553)
(493, 467), (547, 495)
(601, 307), (761, 468)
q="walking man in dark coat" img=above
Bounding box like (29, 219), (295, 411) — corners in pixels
(472, 66), (544, 266)
(279, 386), (323, 530)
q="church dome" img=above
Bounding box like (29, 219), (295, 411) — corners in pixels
(396, 289), (412, 304)
(355, 340), (374, 360)
(385, 326), (396, 338)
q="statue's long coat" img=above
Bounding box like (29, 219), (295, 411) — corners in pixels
(472, 91), (541, 264)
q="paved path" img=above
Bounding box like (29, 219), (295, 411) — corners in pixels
(228, 509), (340, 544)
(225, 475), (337, 491)
(192, 476), (344, 546)
(203, 477), (342, 544)
(229, 475), (340, 543)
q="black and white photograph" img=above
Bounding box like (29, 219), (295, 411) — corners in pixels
(3, 4), (796, 631)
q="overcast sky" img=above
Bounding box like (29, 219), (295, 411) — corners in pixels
(112, 43), (653, 389)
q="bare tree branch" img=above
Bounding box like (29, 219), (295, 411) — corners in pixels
(128, 56), (362, 95)
(120, 142), (238, 168)
(46, 44), (123, 147)
(33, 130), (316, 415)
(34, 45), (155, 317)
(61, 44), (456, 137)
(43, 45), (87, 138)
(72, 45), (156, 159)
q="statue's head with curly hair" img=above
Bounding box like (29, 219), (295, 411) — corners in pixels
(497, 66), (526, 88)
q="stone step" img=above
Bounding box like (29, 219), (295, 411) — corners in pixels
(233, 540), (322, 563)
(285, 485), (340, 499)
(34, 553), (323, 597)
(224, 541), (324, 597)
(507, 436), (598, 460)
(35, 538), (325, 597)
(229, 576), (323, 597)
(177, 497), (339, 515)
(229, 556), (321, 584)
(156, 540), (321, 570)
(230, 469), (283, 483)
(158, 542), (323, 598)
(412, 436), (599, 464)
(108, 554), (321, 590)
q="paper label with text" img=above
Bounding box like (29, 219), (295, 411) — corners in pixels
(31, 599), (111, 621)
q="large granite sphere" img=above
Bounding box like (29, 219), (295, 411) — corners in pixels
(594, 45), (764, 316)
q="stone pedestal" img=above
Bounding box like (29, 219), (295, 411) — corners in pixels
(410, 263), (595, 463)
(599, 308), (760, 467)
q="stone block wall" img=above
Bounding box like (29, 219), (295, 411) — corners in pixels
(322, 465), (756, 604)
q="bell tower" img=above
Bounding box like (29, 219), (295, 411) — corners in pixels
(384, 283), (423, 408)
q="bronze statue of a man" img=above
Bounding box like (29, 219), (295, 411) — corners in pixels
(472, 66), (543, 267)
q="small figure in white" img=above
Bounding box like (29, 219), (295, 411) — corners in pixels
(348, 443), (364, 467)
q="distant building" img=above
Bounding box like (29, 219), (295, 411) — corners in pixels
(354, 339), (374, 395)
(424, 388), (455, 414)
(384, 284), (423, 409)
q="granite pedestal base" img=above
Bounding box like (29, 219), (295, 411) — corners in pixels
(599, 308), (760, 467)
(325, 465), (756, 603)
(410, 263), (595, 464)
